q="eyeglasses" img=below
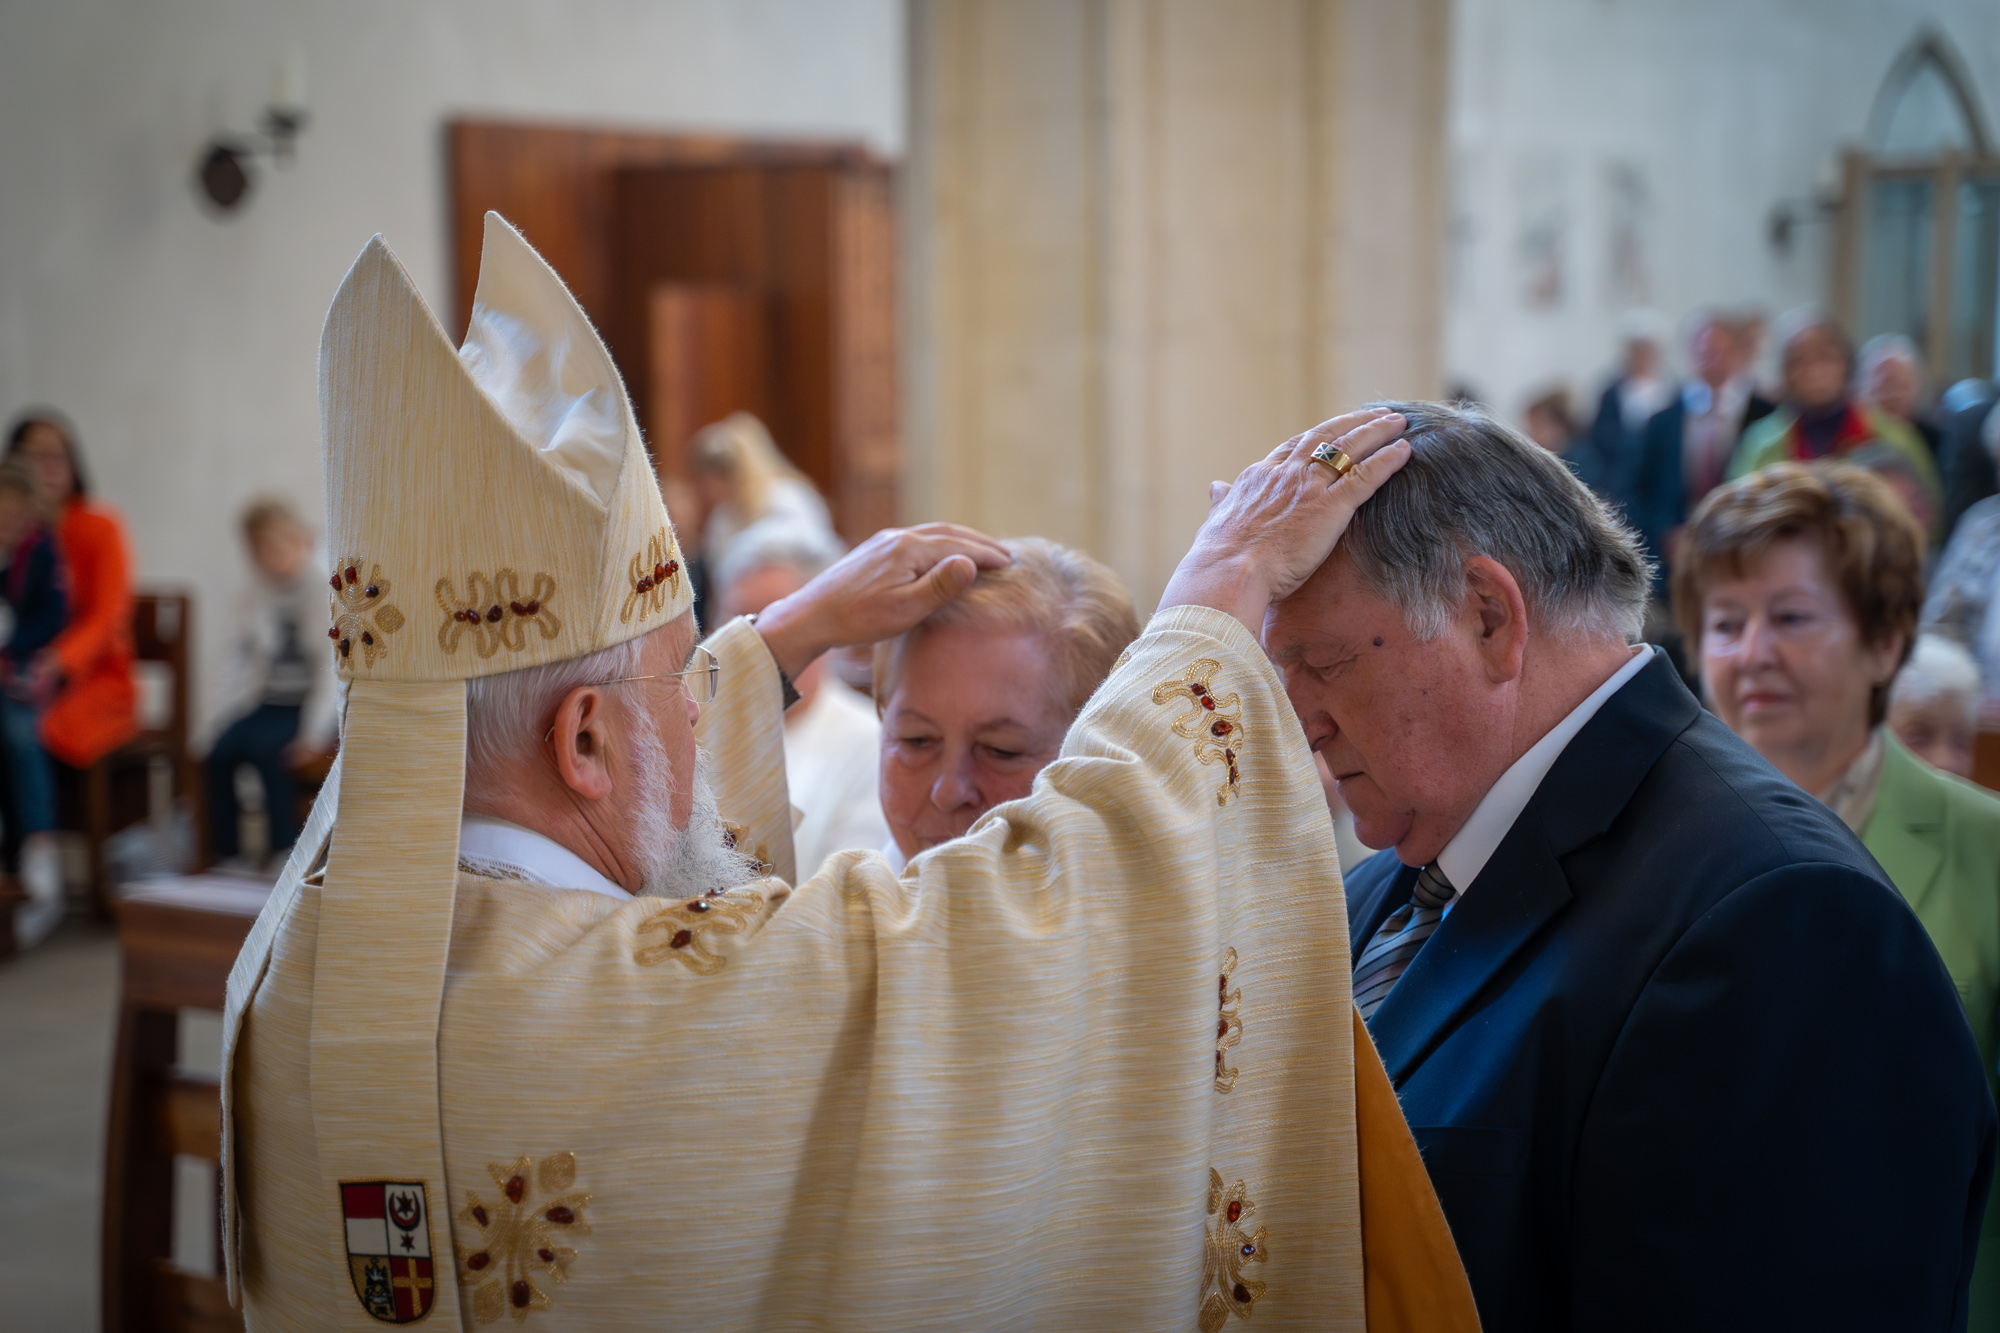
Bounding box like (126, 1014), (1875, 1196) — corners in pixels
(593, 645), (721, 705)
(541, 646), (721, 741)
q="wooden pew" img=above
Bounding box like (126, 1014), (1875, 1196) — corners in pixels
(103, 875), (268, 1332)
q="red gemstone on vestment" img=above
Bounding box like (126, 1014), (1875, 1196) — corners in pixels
(466, 1251), (489, 1270)
(338, 638), (350, 657)
(537, 1248), (555, 1263)
(688, 899), (710, 912)
(670, 929), (693, 948)
(1189, 682), (1207, 696)
(665, 561), (678, 576)
(327, 627), (339, 640)
(486, 605), (503, 623)
(1226, 1201), (1242, 1223)
(344, 566), (357, 584)
(1233, 1283), (1251, 1303)
(546, 1205), (574, 1224)
(361, 631), (374, 646)
(1211, 720), (1231, 735)
(1218, 975), (1228, 1000)
(504, 1176), (524, 1202)
(364, 584), (379, 598)
(471, 1206), (488, 1227)
(524, 600), (539, 614)
(1201, 697), (1215, 710)
(511, 1280), (530, 1308)
(510, 601), (528, 616)
(1241, 1243), (1256, 1256)
(329, 574), (341, 591)
(1218, 1019), (1229, 1037)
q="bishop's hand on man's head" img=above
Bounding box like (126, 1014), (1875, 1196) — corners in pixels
(1160, 408), (1411, 634)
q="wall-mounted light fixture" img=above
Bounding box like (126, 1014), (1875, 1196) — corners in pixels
(1766, 154), (1845, 256)
(196, 50), (310, 214)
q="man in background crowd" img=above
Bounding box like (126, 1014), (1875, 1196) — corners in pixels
(1628, 310), (1777, 587)
(1587, 308), (1674, 497)
(1860, 334), (1943, 460)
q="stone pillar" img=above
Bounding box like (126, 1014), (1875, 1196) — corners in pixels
(905, 0), (1450, 609)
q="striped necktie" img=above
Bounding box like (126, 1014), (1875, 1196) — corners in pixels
(1354, 863), (1457, 1021)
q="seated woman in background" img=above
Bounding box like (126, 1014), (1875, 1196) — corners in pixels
(204, 498), (337, 869)
(5, 411), (136, 772)
(712, 520), (889, 877)
(691, 412), (835, 577)
(1888, 634), (1982, 780)
(1674, 459), (2000, 1317)
(872, 537), (1138, 870)
(0, 464), (68, 948)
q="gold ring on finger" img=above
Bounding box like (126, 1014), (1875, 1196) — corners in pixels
(1309, 442), (1355, 480)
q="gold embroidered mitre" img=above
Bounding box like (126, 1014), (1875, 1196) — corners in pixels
(220, 215), (690, 1328)
(320, 210), (689, 681)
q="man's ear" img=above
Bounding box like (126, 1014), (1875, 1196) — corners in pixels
(548, 685), (616, 802)
(1463, 556), (1530, 685)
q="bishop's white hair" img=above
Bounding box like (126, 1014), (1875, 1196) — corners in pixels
(462, 634), (650, 799)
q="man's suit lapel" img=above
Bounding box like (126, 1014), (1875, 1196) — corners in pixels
(1370, 653), (1702, 1085)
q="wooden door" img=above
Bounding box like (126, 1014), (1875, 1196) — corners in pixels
(646, 283), (773, 480)
(447, 122), (898, 542)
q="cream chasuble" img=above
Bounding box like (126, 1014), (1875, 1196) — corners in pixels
(220, 215), (1475, 1332)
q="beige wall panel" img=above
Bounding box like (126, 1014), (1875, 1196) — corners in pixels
(907, 0), (1449, 610)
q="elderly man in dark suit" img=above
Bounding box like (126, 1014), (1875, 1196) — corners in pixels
(1626, 311), (1776, 587)
(1264, 400), (1995, 1332)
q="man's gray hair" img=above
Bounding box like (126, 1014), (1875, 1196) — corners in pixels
(1344, 401), (1653, 642)
(463, 633), (650, 803)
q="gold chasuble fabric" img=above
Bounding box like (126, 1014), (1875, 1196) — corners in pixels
(220, 213), (1474, 1331)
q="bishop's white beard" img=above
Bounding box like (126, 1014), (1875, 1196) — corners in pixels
(628, 734), (756, 899)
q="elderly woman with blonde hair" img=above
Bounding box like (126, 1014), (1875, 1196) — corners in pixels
(872, 536), (1140, 869)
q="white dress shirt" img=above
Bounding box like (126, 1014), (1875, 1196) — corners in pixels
(1436, 646), (1655, 910)
(458, 815), (630, 899)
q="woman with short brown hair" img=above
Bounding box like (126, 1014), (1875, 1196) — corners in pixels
(1675, 459), (2000, 1321)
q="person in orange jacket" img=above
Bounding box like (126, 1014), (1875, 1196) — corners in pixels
(6, 412), (137, 769)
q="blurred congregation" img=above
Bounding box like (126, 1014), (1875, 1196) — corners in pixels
(4, 0), (2000, 1327)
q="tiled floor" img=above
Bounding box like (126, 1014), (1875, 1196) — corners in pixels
(0, 918), (120, 1331)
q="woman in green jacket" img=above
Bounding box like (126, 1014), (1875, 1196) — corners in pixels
(1726, 308), (1941, 539)
(1678, 460), (2000, 1326)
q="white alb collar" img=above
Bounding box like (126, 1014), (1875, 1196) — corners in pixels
(458, 815), (630, 899)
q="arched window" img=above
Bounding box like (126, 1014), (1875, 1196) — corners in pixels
(1866, 34), (1989, 159)
(1838, 30), (1999, 385)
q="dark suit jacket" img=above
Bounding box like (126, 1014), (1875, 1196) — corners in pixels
(1346, 655), (1995, 1332)
(1627, 389), (1777, 585)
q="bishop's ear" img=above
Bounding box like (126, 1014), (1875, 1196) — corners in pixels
(547, 685), (616, 801)
(1463, 556), (1531, 685)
